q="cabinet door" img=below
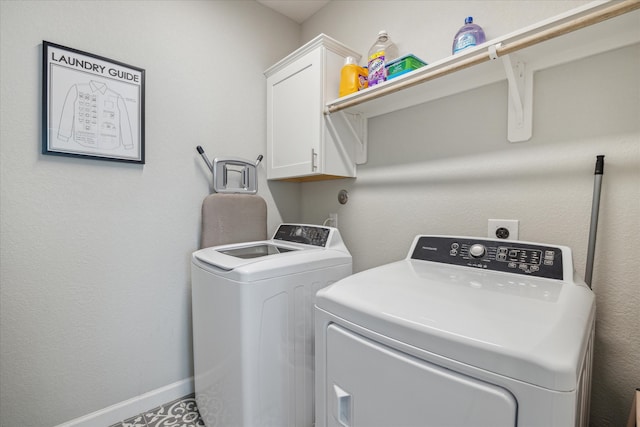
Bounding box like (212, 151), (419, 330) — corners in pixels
(267, 48), (323, 180)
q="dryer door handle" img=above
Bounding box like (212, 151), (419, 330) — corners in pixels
(333, 384), (352, 427)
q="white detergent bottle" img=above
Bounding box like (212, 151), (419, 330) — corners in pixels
(367, 30), (399, 87)
(452, 16), (486, 54)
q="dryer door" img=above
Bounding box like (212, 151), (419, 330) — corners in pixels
(325, 324), (517, 427)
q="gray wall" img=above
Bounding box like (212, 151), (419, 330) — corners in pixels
(300, 1), (639, 426)
(0, 1), (300, 426)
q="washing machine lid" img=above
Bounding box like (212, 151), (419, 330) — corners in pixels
(316, 258), (595, 391)
(192, 224), (352, 281)
(194, 239), (306, 270)
(217, 242), (297, 259)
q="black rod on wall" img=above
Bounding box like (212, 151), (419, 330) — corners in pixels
(585, 155), (604, 288)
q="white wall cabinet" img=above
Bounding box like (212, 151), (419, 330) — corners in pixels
(265, 34), (362, 181)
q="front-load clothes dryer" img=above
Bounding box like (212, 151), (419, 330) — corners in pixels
(192, 224), (352, 427)
(315, 235), (595, 427)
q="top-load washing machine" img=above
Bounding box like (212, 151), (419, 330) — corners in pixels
(315, 235), (595, 427)
(192, 224), (352, 427)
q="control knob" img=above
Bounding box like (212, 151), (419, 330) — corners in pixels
(469, 244), (486, 259)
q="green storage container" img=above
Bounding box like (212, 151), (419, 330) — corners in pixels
(386, 54), (427, 80)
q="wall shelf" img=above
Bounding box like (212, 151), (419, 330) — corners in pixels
(325, 0), (640, 148)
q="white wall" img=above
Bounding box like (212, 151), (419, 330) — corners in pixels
(301, 1), (639, 426)
(0, 1), (300, 426)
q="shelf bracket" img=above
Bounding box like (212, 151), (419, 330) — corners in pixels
(325, 110), (368, 165)
(489, 44), (533, 142)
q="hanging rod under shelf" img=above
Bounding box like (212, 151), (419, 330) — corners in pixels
(325, 0), (640, 115)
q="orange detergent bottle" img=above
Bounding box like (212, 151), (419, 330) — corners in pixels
(339, 56), (368, 97)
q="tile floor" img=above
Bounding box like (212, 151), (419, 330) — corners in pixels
(108, 394), (205, 427)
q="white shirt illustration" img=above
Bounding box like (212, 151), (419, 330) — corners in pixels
(57, 80), (134, 150)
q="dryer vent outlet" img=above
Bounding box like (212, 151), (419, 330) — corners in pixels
(488, 219), (519, 240)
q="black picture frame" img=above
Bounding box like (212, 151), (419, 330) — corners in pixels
(42, 41), (145, 164)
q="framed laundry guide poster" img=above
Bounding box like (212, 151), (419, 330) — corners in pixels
(42, 41), (145, 164)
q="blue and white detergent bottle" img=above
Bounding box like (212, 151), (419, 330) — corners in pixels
(452, 16), (486, 54)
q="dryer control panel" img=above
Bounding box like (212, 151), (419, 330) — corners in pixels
(410, 236), (564, 280)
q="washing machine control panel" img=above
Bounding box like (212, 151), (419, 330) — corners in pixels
(411, 236), (564, 280)
(273, 224), (331, 247)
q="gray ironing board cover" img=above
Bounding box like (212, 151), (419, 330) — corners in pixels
(200, 194), (267, 248)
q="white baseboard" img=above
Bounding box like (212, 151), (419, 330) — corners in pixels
(54, 377), (194, 427)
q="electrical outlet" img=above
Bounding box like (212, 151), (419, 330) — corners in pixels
(329, 213), (338, 228)
(488, 219), (519, 240)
